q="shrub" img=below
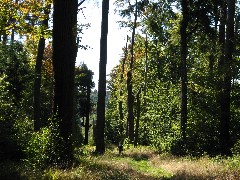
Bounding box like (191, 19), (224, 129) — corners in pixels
(14, 118), (63, 169)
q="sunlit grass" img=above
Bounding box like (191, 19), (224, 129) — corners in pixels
(151, 153), (240, 180)
(40, 145), (172, 179)
(2, 145), (240, 179)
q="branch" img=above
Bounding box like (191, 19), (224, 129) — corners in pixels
(78, 0), (86, 7)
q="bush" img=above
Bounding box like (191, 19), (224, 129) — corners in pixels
(232, 140), (240, 156)
(14, 118), (63, 169)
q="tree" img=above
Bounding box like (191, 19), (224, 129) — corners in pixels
(143, 34), (148, 108)
(105, 0), (240, 156)
(119, 36), (128, 142)
(33, 3), (51, 131)
(0, 40), (33, 160)
(180, 0), (189, 146)
(52, 0), (78, 163)
(127, 0), (138, 142)
(95, 0), (109, 154)
(134, 87), (141, 146)
(219, 0), (235, 156)
(75, 63), (94, 145)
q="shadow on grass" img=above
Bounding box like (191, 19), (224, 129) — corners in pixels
(80, 157), (167, 180)
(125, 153), (150, 161)
(80, 157), (221, 180)
(110, 149), (154, 162)
(90, 148), (151, 162)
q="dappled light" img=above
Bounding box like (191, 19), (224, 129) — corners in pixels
(1, 0), (240, 179)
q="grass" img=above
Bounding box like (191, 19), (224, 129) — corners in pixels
(1, 145), (240, 179)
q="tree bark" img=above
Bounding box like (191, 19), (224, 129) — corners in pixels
(180, 0), (189, 145)
(33, 5), (50, 131)
(52, 0), (78, 162)
(218, 1), (226, 69)
(33, 37), (45, 131)
(127, 0), (137, 142)
(134, 88), (141, 147)
(143, 34), (148, 108)
(219, 0), (235, 156)
(119, 36), (128, 139)
(84, 84), (91, 144)
(95, 0), (109, 154)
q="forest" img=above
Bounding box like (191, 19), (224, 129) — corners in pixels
(1, 0), (240, 179)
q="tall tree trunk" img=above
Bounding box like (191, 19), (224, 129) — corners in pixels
(52, 0), (78, 162)
(219, 0), (235, 156)
(119, 36), (128, 139)
(217, 0), (226, 154)
(84, 84), (91, 144)
(33, 38), (45, 131)
(142, 33), (148, 143)
(143, 34), (148, 108)
(127, 0), (137, 142)
(134, 88), (141, 147)
(33, 5), (50, 131)
(11, 29), (14, 42)
(10, 0), (19, 42)
(180, 0), (189, 145)
(96, 0), (109, 154)
(218, 1), (226, 69)
(2, 31), (7, 44)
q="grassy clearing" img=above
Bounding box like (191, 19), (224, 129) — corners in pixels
(1, 146), (240, 179)
(151, 153), (240, 180)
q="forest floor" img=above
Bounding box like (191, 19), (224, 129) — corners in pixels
(2, 145), (240, 179)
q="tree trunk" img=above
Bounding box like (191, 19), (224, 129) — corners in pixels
(180, 0), (189, 145)
(217, 0), (226, 155)
(127, 0), (137, 143)
(134, 89), (141, 147)
(10, 0), (19, 42)
(52, 0), (78, 162)
(2, 31), (7, 44)
(95, 0), (109, 154)
(219, 0), (235, 156)
(119, 36), (128, 139)
(218, 1), (226, 69)
(11, 29), (14, 42)
(84, 84), (91, 144)
(33, 37), (45, 131)
(33, 6), (50, 131)
(143, 34), (148, 108)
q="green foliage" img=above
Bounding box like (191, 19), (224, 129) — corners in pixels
(74, 63), (95, 146)
(1, 1), (240, 175)
(14, 117), (65, 169)
(0, 75), (13, 120)
(26, 122), (62, 169)
(0, 41), (33, 107)
(0, 74), (19, 160)
(0, 41), (33, 161)
(143, 82), (181, 153)
(0, 40), (62, 167)
(0, 0), (52, 39)
(106, 0), (240, 157)
(75, 63), (95, 118)
(40, 44), (54, 121)
(105, 90), (124, 144)
(232, 140), (240, 156)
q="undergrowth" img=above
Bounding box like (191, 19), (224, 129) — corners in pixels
(1, 145), (240, 179)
